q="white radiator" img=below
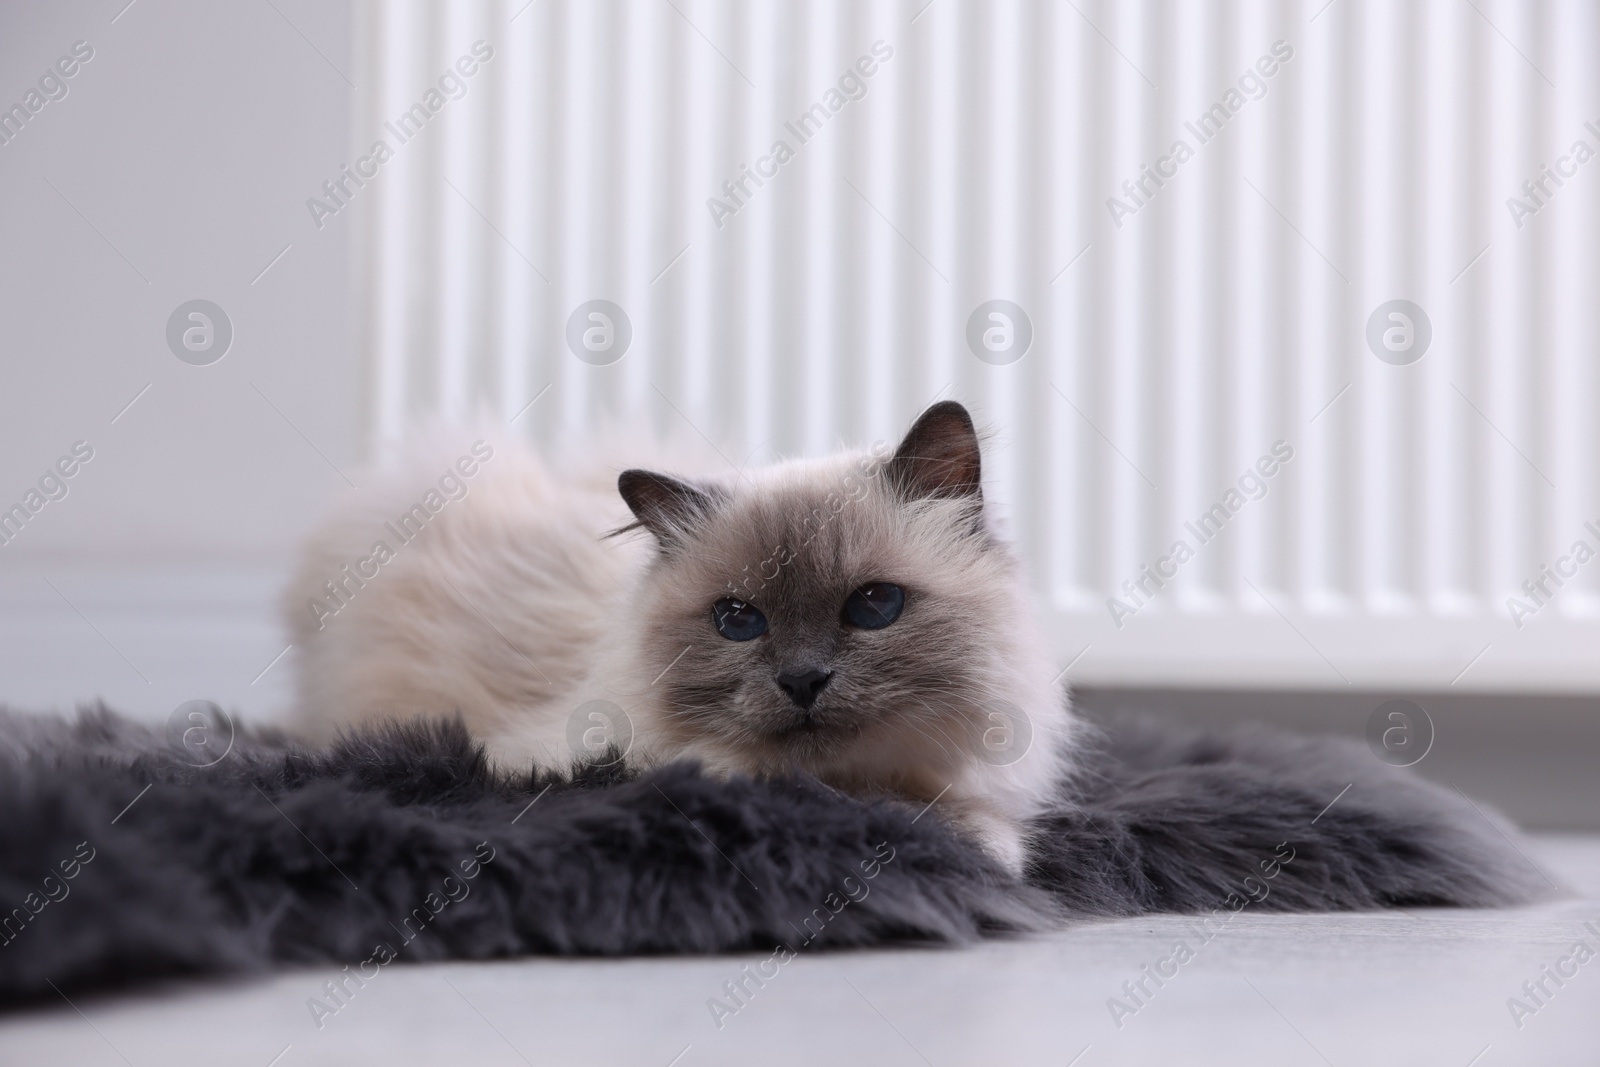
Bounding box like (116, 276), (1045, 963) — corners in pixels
(348, 0), (1600, 691)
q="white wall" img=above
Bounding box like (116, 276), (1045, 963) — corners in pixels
(0, 0), (355, 720)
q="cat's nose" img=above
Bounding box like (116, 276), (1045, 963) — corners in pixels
(775, 667), (833, 709)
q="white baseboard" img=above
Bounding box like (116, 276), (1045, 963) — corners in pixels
(0, 563), (295, 726)
(1048, 607), (1600, 694)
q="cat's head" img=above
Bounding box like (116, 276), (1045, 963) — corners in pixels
(615, 402), (1049, 785)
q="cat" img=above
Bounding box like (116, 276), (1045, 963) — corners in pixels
(285, 402), (1074, 871)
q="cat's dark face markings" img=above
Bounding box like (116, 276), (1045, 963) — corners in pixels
(709, 581), (905, 711)
(618, 402), (1008, 773)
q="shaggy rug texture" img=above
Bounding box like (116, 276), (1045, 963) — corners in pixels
(0, 707), (1549, 1006)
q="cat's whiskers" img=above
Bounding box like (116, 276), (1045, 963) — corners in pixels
(889, 697), (965, 765)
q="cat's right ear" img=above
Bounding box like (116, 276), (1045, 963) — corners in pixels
(616, 469), (720, 548)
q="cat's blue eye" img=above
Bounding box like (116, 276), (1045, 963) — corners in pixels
(712, 597), (768, 641)
(842, 583), (904, 629)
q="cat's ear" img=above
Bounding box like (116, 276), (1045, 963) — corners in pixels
(885, 401), (983, 502)
(617, 469), (720, 547)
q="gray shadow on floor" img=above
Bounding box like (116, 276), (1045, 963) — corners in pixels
(1072, 687), (1600, 831)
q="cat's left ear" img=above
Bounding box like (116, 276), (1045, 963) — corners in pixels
(885, 401), (983, 502)
(617, 469), (720, 548)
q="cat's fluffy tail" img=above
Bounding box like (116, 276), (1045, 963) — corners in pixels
(1027, 716), (1555, 913)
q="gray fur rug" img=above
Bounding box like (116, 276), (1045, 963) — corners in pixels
(0, 707), (1548, 1006)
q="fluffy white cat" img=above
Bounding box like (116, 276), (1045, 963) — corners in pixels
(285, 402), (1075, 871)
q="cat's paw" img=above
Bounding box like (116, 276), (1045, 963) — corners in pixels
(947, 804), (1028, 876)
(979, 821), (1028, 876)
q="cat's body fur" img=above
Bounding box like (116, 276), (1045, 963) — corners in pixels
(287, 404), (1071, 870)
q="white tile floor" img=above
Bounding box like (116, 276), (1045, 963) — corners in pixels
(3, 837), (1596, 1067)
